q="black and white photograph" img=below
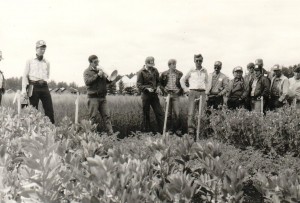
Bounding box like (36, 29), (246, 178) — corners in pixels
(1, 0), (300, 202)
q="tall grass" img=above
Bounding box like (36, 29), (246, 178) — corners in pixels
(2, 93), (189, 137)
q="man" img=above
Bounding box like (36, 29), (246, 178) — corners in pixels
(288, 65), (300, 108)
(137, 56), (164, 133)
(244, 62), (255, 110)
(0, 51), (5, 105)
(83, 55), (114, 134)
(160, 59), (183, 134)
(226, 66), (248, 109)
(22, 40), (54, 124)
(269, 64), (289, 110)
(206, 61), (228, 109)
(180, 54), (208, 136)
(248, 64), (270, 113)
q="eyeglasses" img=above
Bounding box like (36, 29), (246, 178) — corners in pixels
(195, 60), (203, 63)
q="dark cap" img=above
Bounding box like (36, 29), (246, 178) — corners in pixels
(145, 56), (155, 66)
(254, 64), (262, 71)
(214, 61), (222, 66)
(255, 59), (263, 65)
(88, 55), (98, 63)
(247, 63), (255, 69)
(36, 40), (47, 48)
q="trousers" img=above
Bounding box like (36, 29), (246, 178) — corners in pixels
(29, 84), (55, 124)
(141, 92), (164, 133)
(87, 97), (113, 134)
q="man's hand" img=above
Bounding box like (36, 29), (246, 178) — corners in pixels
(146, 88), (154, 93)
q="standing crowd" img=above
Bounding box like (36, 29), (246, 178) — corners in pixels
(1, 41), (300, 139)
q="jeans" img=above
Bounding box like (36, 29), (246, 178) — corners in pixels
(87, 97), (113, 134)
(29, 84), (55, 124)
(166, 93), (180, 132)
(141, 92), (164, 133)
(187, 90), (206, 134)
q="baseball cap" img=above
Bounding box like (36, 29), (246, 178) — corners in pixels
(254, 64), (261, 71)
(255, 59), (263, 65)
(36, 40), (47, 48)
(272, 64), (281, 71)
(233, 66), (243, 73)
(214, 61), (222, 66)
(247, 62), (255, 69)
(145, 56), (155, 66)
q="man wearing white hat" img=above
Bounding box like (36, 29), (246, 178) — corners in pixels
(22, 40), (54, 124)
(0, 51), (5, 105)
(269, 64), (289, 110)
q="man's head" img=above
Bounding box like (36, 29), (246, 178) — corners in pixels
(0, 51), (3, 61)
(36, 40), (47, 56)
(214, 61), (222, 74)
(145, 56), (155, 68)
(255, 58), (264, 69)
(272, 64), (282, 78)
(247, 62), (255, 74)
(194, 54), (203, 69)
(88, 55), (99, 68)
(233, 66), (243, 79)
(293, 65), (300, 80)
(254, 64), (262, 77)
(168, 59), (177, 70)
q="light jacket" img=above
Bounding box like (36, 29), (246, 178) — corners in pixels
(205, 72), (228, 95)
(270, 75), (289, 102)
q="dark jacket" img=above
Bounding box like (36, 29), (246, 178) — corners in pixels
(83, 66), (111, 97)
(226, 77), (248, 99)
(248, 75), (270, 99)
(160, 69), (183, 94)
(137, 66), (160, 93)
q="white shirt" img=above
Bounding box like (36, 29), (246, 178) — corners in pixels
(180, 67), (208, 91)
(22, 57), (50, 93)
(288, 77), (300, 99)
(0, 71), (4, 89)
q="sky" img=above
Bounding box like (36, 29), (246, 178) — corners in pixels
(1, 0), (300, 86)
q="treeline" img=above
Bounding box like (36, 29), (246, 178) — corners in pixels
(4, 77), (87, 93)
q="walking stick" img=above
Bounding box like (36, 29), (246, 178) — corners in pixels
(195, 95), (203, 142)
(163, 94), (170, 136)
(13, 90), (21, 115)
(75, 92), (79, 124)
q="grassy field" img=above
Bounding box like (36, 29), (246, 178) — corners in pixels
(2, 93), (190, 137)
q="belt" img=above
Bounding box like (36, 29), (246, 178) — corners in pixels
(29, 80), (47, 86)
(190, 89), (205, 92)
(88, 92), (106, 98)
